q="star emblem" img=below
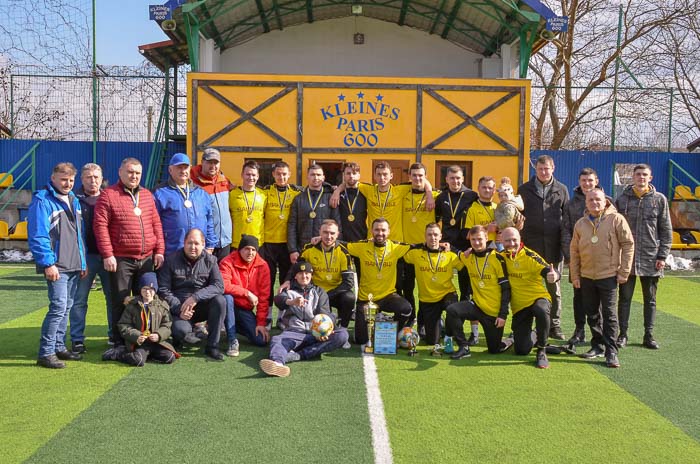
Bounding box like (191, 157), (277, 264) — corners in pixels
(376, 94), (383, 101)
(338, 93), (346, 101)
(357, 91), (365, 99)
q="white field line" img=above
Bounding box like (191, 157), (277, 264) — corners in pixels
(363, 354), (394, 464)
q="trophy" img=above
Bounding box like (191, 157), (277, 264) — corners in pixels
(363, 293), (379, 353)
(407, 329), (418, 357)
(430, 343), (442, 357)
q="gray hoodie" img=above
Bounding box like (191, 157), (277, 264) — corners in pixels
(274, 281), (333, 333)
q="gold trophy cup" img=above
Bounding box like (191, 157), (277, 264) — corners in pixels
(363, 293), (379, 353)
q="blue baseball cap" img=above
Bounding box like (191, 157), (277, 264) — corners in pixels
(169, 153), (191, 166)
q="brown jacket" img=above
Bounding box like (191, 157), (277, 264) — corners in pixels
(570, 201), (634, 282)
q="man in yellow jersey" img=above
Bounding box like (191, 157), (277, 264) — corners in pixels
(461, 175), (498, 345)
(403, 223), (461, 347)
(288, 164), (340, 263)
(259, 161), (302, 325)
(445, 226), (511, 359)
(499, 227), (559, 369)
(299, 220), (356, 337)
(571, 189), (634, 368)
(347, 218), (413, 346)
(229, 160), (266, 248)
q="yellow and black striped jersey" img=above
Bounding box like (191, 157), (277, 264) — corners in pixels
(262, 185), (301, 243)
(459, 250), (508, 317)
(229, 187), (266, 247)
(358, 183), (412, 242)
(401, 190), (440, 245)
(464, 200), (497, 242)
(300, 242), (353, 293)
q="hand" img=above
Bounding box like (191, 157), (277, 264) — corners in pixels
(486, 222), (498, 233)
(655, 259), (665, 271)
(439, 242), (451, 252)
(247, 291), (259, 307)
(461, 248), (473, 258)
(255, 325), (270, 343)
(104, 256), (117, 272)
(572, 279), (581, 289)
(318, 334), (330, 342)
(329, 187), (343, 208)
(617, 275), (628, 285)
(137, 335), (147, 345)
(289, 252), (300, 264)
(514, 215), (525, 230)
(425, 194), (435, 211)
(80, 269), (88, 279)
(278, 281), (291, 293)
(546, 264), (558, 284)
(495, 317), (506, 328)
(288, 296), (306, 306)
(153, 254), (164, 269)
(44, 265), (60, 282)
(206, 248), (214, 254)
(180, 307), (194, 321)
(148, 333), (160, 343)
(310, 236), (321, 245)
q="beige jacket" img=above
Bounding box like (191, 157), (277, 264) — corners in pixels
(570, 201), (634, 282)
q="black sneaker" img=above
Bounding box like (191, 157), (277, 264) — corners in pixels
(567, 328), (586, 346)
(71, 341), (86, 354)
(643, 334), (659, 350)
(617, 333), (628, 348)
(183, 332), (202, 345)
(56, 350), (82, 361)
(466, 333), (479, 346)
(549, 327), (566, 340)
(536, 349), (549, 369)
(606, 352), (620, 368)
(37, 354), (66, 369)
(579, 347), (605, 359)
(205, 346), (224, 361)
(450, 346), (471, 359)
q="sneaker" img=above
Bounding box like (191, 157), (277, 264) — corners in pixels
(466, 333), (479, 346)
(617, 333), (628, 348)
(71, 341), (86, 354)
(536, 349), (549, 369)
(643, 334), (659, 350)
(342, 341), (352, 349)
(226, 339), (240, 357)
(567, 328), (586, 346)
(204, 346), (224, 361)
(606, 352), (620, 368)
(498, 337), (514, 353)
(549, 327), (566, 340)
(102, 345), (127, 362)
(285, 350), (301, 363)
(579, 347), (605, 359)
(183, 332), (202, 345)
(450, 346), (471, 360)
(55, 350), (82, 361)
(37, 354), (66, 369)
(418, 325), (426, 338)
(107, 337), (115, 346)
(260, 359), (290, 377)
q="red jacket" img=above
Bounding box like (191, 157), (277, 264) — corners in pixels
(190, 165), (234, 194)
(219, 251), (271, 325)
(93, 181), (164, 259)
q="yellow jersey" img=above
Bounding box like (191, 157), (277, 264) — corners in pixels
(347, 239), (411, 301)
(300, 243), (353, 293)
(459, 250), (508, 317)
(499, 245), (551, 313)
(401, 190), (440, 244)
(229, 187), (266, 247)
(263, 185), (301, 243)
(464, 200), (497, 242)
(404, 246), (462, 303)
(358, 183), (412, 242)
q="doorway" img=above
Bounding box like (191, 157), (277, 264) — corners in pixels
(372, 159), (410, 184)
(308, 159), (345, 186)
(435, 160), (473, 190)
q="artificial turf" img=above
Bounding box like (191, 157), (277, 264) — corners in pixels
(2, 265), (698, 463)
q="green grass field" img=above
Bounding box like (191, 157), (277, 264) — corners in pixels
(1, 264), (699, 463)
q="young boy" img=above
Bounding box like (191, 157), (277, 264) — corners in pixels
(117, 273), (179, 367)
(259, 261), (349, 377)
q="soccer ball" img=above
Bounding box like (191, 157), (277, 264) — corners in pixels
(397, 327), (420, 348)
(311, 313), (334, 339)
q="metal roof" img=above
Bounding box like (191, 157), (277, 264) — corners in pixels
(141, 0), (556, 73)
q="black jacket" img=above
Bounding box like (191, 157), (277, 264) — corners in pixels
(518, 176), (569, 263)
(435, 187), (479, 252)
(287, 187), (341, 254)
(157, 249), (225, 315)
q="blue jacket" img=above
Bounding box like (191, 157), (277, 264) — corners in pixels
(28, 182), (86, 273)
(154, 179), (218, 255)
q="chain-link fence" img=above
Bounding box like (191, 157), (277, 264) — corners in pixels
(531, 85), (692, 152)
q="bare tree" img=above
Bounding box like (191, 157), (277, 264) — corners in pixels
(530, 0), (693, 150)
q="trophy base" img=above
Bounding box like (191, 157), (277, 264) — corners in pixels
(407, 348), (418, 357)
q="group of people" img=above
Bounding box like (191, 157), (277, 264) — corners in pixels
(27, 152), (672, 375)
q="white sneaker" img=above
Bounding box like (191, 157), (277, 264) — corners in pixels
(226, 339), (240, 357)
(259, 359), (290, 377)
(342, 341), (351, 349)
(285, 350), (301, 363)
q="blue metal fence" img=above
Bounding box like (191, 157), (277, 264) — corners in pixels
(0, 139), (185, 190)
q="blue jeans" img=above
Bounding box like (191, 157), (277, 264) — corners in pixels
(269, 328), (349, 364)
(70, 253), (113, 342)
(224, 295), (237, 342)
(39, 271), (81, 358)
(228, 298), (268, 346)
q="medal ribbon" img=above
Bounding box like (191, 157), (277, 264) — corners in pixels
(140, 302), (151, 333)
(126, 188), (140, 209)
(474, 250), (492, 282)
(375, 185), (392, 215)
(479, 200), (494, 222)
(426, 249), (443, 275)
(448, 191), (464, 224)
(307, 189), (323, 214)
(176, 183), (190, 203)
(411, 191), (427, 216)
(276, 186), (289, 215)
(243, 188), (258, 216)
(345, 188), (358, 215)
(373, 244), (387, 275)
(323, 247), (335, 274)
(588, 213), (604, 236)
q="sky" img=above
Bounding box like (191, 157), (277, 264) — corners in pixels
(96, 0), (169, 66)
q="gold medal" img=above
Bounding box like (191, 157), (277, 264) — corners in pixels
(478, 280), (485, 289)
(591, 235), (599, 244)
(431, 275), (438, 282)
(449, 218), (456, 226)
(278, 214), (285, 220)
(376, 272), (383, 280)
(143, 330), (151, 337)
(348, 214), (355, 222)
(133, 207), (142, 216)
(514, 262), (520, 268)
(246, 216), (253, 223)
(326, 274), (332, 281)
(411, 216), (417, 223)
(309, 211), (317, 219)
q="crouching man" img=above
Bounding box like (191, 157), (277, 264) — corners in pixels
(260, 261), (349, 377)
